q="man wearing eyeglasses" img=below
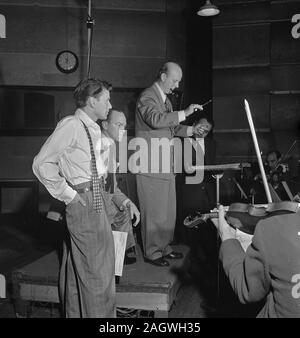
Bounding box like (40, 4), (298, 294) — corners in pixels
(100, 109), (140, 265)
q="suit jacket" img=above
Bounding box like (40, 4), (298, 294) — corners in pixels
(101, 134), (128, 210)
(177, 136), (217, 214)
(220, 212), (300, 318)
(135, 83), (189, 180)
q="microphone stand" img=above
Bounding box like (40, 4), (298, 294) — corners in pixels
(86, 0), (94, 78)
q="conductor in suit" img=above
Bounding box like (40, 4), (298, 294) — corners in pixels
(135, 61), (203, 267)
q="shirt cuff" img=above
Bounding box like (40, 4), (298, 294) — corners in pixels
(178, 110), (186, 123)
(120, 198), (131, 210)
(63, 187), (77, 205)
(187, 126), (194, 136)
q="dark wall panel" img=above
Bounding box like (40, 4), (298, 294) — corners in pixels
(214, 1), (270, 26)
(1, 6), (166, 57)
(271, 65), (300, 91)
(214, 95), (270, 130)
(214, 132), (274, 158)
(271, 1), (300, 21)
(0, 0), (166, 11)
(214, 24), (270, 67)
(213, 67), (270, 96)
(271, 94), (300, 130)
(271, 21), (300, 64)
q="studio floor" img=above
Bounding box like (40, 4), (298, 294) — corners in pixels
(0, 213), (259, 318)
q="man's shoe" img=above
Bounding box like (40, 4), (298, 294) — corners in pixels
(124, 255), (137, 265)
(164, 251), (184, 259)
(144, 257), (170, 267)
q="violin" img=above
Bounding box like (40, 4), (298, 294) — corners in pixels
(184, 201), (300, 234)
(184, 100), (300, 235)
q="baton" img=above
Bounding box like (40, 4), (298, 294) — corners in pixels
(194, 99), (212, 111)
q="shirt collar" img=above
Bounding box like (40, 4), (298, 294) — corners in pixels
(75, 108), (100, 130)
(155, 82), (167, 103)
(101, 131), (114, 148)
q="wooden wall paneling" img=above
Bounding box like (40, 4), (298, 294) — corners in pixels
(0, 136), (48, 177)
(213, 66), (270, 96)
(213, 1), (270, 26)
(0, 0), (167, 11)
(0, 53), (166, 87)
(166, 1), (187, 72)
(271, 21), (300, 64)
(213, 24), (270, 67)
(270, 93), (300, 130)
(271, 65), (300, 91)
(214, 131), (274, 159)
(214, 94), (270, 130)
(271, 0), (300, 21)
(215, 0), (268, 4)
(91, 10), (166, 57)
(0, 4), (168, 87)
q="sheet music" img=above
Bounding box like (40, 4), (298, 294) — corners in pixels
(112, 231), (128, 277)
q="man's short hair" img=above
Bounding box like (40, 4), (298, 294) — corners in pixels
(156, 64), (169, 80)
(74, 78), (112, 108)
(193, 115), (214, 129)
(267, 150), (281, 160)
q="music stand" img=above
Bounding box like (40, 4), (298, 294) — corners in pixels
(191, 163), (249, 298)
(191, 163), (248, 207)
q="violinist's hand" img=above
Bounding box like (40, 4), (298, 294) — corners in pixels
(293, 193), (300, 203)
(211, 205), (236, 242)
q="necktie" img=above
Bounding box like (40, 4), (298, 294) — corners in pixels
(165, 97), (175, 137)
(100, 143), (114, 193)
(82, 122), (104, 213)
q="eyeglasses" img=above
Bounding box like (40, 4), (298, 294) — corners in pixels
(110, 122), (126, 129)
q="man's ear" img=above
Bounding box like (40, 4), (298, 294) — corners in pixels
(87, 96), (96, 108)
(161, 72), (167, 82)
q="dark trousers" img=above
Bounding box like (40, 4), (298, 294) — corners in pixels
(59, 189), (116, 318)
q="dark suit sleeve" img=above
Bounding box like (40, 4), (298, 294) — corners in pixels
(137, 95), (180, 129)
(219, 223), (271, 304)
(111, 187), (128, 209)
(174, 125), (189, 137)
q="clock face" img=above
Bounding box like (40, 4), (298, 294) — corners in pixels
(55, 50), (79, 74)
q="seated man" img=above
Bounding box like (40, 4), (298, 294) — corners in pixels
(101, 109), (140, 264)
(212, 205), (300, 318)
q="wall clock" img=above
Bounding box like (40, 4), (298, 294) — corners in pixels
(55, 50), (79, 74)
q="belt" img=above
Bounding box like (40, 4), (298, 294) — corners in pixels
(72, 181), (94, 194)
(72, 179), (109, 194)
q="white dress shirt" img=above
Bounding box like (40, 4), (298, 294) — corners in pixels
(32, 109), (106, 204)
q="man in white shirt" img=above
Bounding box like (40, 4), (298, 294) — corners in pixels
(135, 62), (203, 267)
(32, 78), (116, 318)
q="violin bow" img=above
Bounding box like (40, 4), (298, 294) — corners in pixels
(244, 99), (273, 204)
